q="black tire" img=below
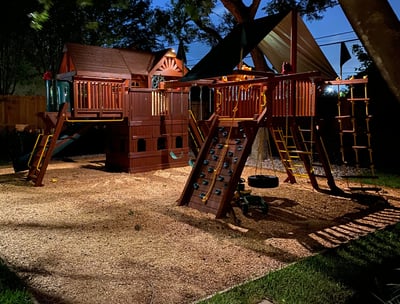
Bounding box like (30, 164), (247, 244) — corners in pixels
(247, 175), (279, 188)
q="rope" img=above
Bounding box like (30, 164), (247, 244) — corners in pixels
(202, 92), (240, 204)
(255, 127), (277, 176)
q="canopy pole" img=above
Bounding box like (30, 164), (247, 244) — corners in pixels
(290, 9), (298, 73)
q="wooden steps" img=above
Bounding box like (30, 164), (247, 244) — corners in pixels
(27, 103), (68, 186)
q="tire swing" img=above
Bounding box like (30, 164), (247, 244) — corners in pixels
(248, 174), (279, 188)
(247, 127), (279, 189)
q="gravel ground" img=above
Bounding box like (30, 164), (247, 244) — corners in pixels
(0, 155), (399, 304)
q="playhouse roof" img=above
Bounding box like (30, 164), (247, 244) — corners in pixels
(59, 43), (178, 79)
(182, 11), (337, 81)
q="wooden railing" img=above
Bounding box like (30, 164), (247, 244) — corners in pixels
(272, 79), (316, 117)
(211, 73), (317, 119)
(72, 80), (124, 118)
(126, 88), (189, 121)
(215, 85), (262, 118)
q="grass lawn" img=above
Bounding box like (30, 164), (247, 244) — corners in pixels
(0, 259), (34, 304)
(198, 222), (400, 304)
(197, 171), (400, 304)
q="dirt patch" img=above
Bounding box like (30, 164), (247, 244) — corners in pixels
(0, 155), (399, 304)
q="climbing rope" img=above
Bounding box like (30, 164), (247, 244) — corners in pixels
(201, 91), (240, 204)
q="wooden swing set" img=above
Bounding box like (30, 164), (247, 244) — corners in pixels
(168, 70), (341, 218)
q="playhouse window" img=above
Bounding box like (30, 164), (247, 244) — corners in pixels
(157, 137), (166, 150)
(175, 136), (183, 148)
(137, 138), (146, 152)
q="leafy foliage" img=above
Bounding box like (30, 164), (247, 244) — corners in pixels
(263, 0), (338, 20)
(2, 0), (346, 94)
(0, 1), (40, 94)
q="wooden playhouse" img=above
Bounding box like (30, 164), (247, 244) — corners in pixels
(28, 43), (189, 186)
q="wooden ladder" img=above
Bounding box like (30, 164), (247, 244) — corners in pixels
(269, 126), (305, 183)
(270, 121), (340, 193)
(27, 103), (68, 186)
(334, 77), (379, 191)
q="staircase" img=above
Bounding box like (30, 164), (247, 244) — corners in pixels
(27, 103), (68, 186)
(177, 115), (260, 218)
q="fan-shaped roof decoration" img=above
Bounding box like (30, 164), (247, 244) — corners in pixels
(58, 43), (185, 80)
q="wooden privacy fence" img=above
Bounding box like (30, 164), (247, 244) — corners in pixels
(0, 95), (46, 130)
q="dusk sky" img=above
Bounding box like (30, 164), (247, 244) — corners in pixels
(157, 0), (400, 78)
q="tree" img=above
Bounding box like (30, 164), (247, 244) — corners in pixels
(29, 0), (166, 75)
(79, 0), (164, 50)
(1, 1), (40, 94)
(339, 0), (400, 104)
(166, 0), (338, 71)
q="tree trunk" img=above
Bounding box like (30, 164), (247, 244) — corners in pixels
(339, 0), (400, 103)
(220, 0), (271, 71)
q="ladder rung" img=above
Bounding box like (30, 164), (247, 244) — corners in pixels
(341, 130), (355, 133)
(293, 173), (308, 178)
(347, 98), (370, 102)
(291, 150), (312, 154)
(336, 115), (351, 119)
(352, 146), (369, 149)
